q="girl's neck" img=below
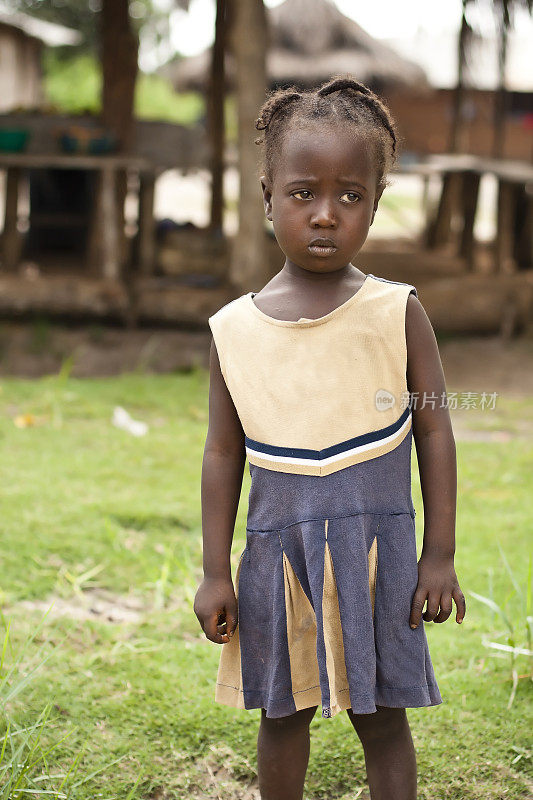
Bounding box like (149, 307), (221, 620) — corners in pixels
(280, 259), (363, 285)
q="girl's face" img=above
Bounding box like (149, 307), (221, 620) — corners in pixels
(261, 123), (383, 274)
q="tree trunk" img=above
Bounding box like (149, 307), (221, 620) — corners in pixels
(229, 0), (268, 291)
(101, 0), (139, 152)
(492, 4), (509, 159)
(208, 0), (226, 233)
(100, 0), (139, 277)
(450, 0), (470, 153)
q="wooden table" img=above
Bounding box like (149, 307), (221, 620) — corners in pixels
(0, 152), (157, 279)
(398, 154), (533, 273)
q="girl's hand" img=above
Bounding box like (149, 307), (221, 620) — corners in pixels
(409, 550), (466, 629)
(194, 577), (238, 644)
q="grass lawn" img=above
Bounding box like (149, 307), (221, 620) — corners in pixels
(0, 367), (531, 799)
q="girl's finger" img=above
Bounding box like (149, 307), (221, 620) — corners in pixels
(409, 588), (428, 629)
(208, 631), (232, 644)
(433, 593), (452, 623)
(452, 585), (466, 623)
(225, 609), (238, 638)
(204, 612), (224, 641)
(207, 628), (232, 644)
(422, 594), (440, 622)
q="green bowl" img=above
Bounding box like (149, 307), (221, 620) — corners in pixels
(0, 129), (30, 153)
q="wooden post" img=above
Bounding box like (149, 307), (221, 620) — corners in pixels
(496, 179), (517, 274)
(229, 0), (268, 291)
(138, 170), (156, 275)
(208, 0), (226, 233)
(2, 167), (21, 271)
(515, 185), (533, 270)
(421, 174), (429, 216)
(101, 166), (120, 280)
(425, 171), (462, 249)
(100, 0), (139, 279)
(459, 170), (481, 271)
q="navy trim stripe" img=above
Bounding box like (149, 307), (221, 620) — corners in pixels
(245, 406), (411, 461)
(369, 275), (418, 298)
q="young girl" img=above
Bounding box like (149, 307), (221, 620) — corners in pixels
(194, 76), (465, 800)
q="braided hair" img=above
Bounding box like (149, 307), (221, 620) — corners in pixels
(255, 76), (399, 192)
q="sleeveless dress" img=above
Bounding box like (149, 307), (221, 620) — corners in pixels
(207, 273), (442, 719)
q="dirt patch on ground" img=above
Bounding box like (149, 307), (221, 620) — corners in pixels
(438, 334), (533, 396)
(183, 744), (260, 800)
(178, 744), (370, 800)
(0, 321), (211, 377)
(437, 334), (533, 441)
(14, 587), (154, 624)
(0, 320), (531, 386)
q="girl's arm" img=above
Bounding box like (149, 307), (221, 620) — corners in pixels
(405, 293), (466, 630)
(193, 339), (246, 644)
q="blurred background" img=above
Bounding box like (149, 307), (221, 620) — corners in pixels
(0, 4), (532, 799)
(0, 0), (532, 362)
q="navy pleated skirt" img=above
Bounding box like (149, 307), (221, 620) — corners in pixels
(214, 429), (442, 719)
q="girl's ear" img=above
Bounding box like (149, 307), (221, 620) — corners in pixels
(260, 176), (273, 221)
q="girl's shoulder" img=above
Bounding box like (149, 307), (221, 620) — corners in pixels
(364, 276), (419, 327)
(368, 274), (418, 300)
(208, 293), (250, 330)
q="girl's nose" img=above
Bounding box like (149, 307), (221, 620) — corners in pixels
(310, 199), (337, 228)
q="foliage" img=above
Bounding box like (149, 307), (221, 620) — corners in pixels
(469, 548), (532, 709)
(4, 0), (102, 54)
(43, 50), (205, 125)
(135, 72), (204, 125)
(43, 51), (101, 114)
(4, 0), (184, 60)
(460, 0), (533, 72)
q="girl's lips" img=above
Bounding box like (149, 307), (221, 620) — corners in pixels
(307, 244), (337, 257)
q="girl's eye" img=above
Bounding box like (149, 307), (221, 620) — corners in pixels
(292, 190), (313, 200)
(340, 192), (360, 203)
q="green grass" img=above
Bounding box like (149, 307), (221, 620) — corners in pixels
(0, 369), (531, 799)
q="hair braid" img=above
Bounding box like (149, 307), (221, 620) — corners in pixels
(317, 77), (397, 156)
(317, 77), (372, 97)
(255, 90), (302, 132)
(255, 75), (400, 190)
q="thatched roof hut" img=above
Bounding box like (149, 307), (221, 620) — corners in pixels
(162, 0), (428, 92)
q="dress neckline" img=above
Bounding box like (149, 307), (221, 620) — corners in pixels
(246, 273), (375, 328)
